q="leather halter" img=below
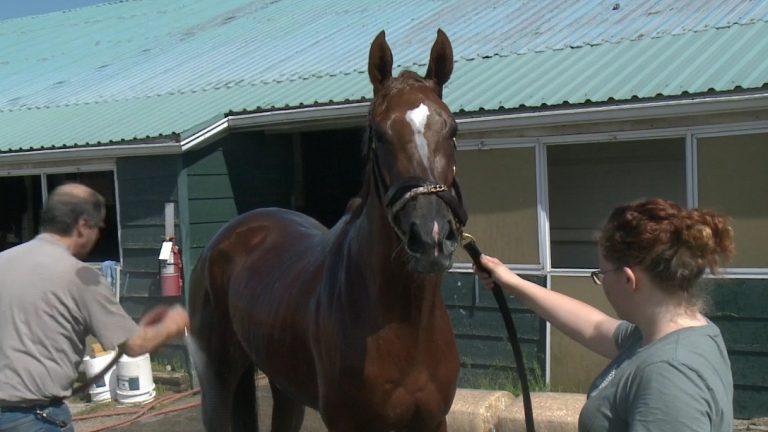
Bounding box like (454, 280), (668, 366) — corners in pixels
(368, 131), (468, 241)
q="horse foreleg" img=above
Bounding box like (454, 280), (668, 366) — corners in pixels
(269, 380), (305, 432)
(198, 354), (256, 432)
(199, 377), (229, 431)
(436, 419), (448, 432)
(193, 293), (257, 431)
(232, 365), (257, 431)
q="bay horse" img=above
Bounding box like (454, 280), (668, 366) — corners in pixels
(189, 29), (466, 432)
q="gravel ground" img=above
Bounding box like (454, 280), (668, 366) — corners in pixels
(70, 384), (327, 432)
(70, 391), (202, 432)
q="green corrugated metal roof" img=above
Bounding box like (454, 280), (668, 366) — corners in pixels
(2, 0), (768, 153)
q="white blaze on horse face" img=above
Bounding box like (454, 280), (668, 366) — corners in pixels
(405, 103), (431, 173)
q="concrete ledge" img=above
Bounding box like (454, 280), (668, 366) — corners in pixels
(255, 379), (584, 432)
(500, 392), (585, 432)
(447, 389), (515, 431)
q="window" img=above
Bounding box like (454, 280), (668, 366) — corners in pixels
(0, 170), (119, 262)
(0, 176), (43, 252)
(456, 146), (539, 265)
(547, 138), (686, 268)
(697, 132), (768, 268)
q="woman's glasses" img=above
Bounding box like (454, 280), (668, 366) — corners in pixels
(590, 267), (624, 285)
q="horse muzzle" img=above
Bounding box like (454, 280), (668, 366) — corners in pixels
(371, 149), (468, 273)
(398, 195), (460, 273)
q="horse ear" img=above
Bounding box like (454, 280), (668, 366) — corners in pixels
(424, 29), (453, 98)
(368, 30), (393, 96)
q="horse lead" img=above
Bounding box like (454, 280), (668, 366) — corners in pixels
(190, 29), (464, 431)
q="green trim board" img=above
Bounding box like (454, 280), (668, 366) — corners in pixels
(182, 131), (295, 268)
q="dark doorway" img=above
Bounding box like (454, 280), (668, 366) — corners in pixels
(0, 176), (42, 252)
(298, 128), (365, 228)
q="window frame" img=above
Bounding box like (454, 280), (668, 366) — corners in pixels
(456, 120), (768, 278)
(692, 127), (768, 277)
(545, 136), (688, 270)
(456, 138), (543, 271)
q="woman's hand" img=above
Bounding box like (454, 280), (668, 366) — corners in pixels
(473, 254), (520, 291)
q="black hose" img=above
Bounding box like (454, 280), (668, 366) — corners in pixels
(462, 236), (536, 432)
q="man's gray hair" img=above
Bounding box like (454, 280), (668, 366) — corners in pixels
(40, 183), (105, 236)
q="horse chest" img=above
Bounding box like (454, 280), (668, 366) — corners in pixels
(374, 374), (446, 425)
(357, 326), (457, 425)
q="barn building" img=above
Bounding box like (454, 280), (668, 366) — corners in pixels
(1, 0), (766, 418)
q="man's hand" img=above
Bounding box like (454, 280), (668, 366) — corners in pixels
(123, 304), (190, 356)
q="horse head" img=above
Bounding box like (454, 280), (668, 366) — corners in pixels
(366, 29), (466, 274)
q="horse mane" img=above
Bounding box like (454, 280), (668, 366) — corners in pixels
(370, 71), (437, 111)
(348, 126), (373, 219)
(389, 70), (433, 92)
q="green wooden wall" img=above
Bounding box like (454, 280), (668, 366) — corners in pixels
(182, 132), (294, 270)
(443, 271), (547, 394)
(706, 278), (768, 419)
(117, 154), (180, 297)
(116, 154), (186, 366)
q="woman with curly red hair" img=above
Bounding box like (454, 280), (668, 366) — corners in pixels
(475, 198), (735, 432)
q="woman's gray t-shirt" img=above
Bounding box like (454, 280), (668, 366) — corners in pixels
(579, 320), (733, 432)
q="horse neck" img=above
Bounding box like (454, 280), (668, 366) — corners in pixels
(344, 175), (445, 323)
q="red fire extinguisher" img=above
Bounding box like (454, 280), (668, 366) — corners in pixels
(160, 239), (183, 297)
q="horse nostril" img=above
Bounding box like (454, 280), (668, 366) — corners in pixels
(443, 221), (458, 253)
(406, 222), (428, 255)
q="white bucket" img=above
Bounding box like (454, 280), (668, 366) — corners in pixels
(82, 351), (117, 403)
(115, 353), (155, 405)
